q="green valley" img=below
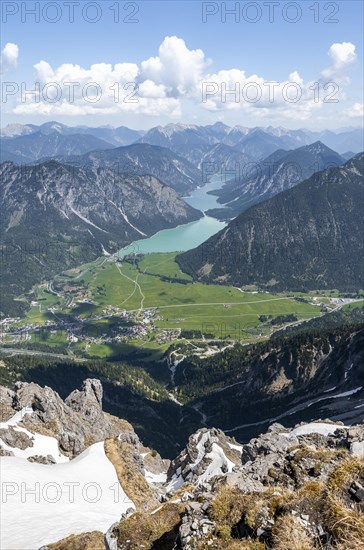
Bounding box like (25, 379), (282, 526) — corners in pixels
(2, 250), (355, 363)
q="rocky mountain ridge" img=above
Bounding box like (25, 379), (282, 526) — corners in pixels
(172, 312), (364, 443)
(52, 142), (202, 194)
(139, 123), (364, 161)
(0, 121), (144, 146)
(209, 141), (344, 219)
(1, 379), (364, 549)
(0, 131), (115, 164)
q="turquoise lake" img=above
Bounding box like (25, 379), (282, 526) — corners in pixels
(118, 176), (227, 256)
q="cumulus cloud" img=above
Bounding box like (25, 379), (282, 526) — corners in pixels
(344, 102), (364, 118)
(14, 56), (180, 117)
(328, 42), (357, 68)
(1, 42), (19, 74)
(8, 38), (358, 122)
(199, 68), (324, 120)
(140, 36), (209, 97)
(198, 41), (356, 119)
(322, 42), (357, 79)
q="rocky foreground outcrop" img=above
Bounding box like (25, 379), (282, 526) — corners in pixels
(105, 421), (364, 550)
(0, 379), (168, 473)
(0, 378), (133, 457)
(1, 379), (364, 549)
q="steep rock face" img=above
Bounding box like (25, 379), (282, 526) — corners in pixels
(177, 154), (364, 292)
(0, 378), (170, 481)
(4, 378), (134, 457)
(65, 379), (103, 421)
(0, 382), (15, 422)
(167, 428), (242, 488)
(0, 161), (201, 240)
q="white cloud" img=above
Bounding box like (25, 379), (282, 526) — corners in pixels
(322, 42), (357, 79)
(199, 42), (357, 120)
(8, 38), (358, 123)
(344, 102), (364, 118)
(199, 68), (324, 120)
(1, 42), (19, 74)
(328, 42), (357, 68)
(14, 56), (179, 117)
(140, 36), (209, 97)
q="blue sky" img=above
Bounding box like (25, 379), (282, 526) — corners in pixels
(1, 0), (363, 129)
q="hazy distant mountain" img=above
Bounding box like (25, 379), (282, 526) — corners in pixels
(138, 122), (299, 155)
(0, 148), (33, 165)
(232, 128), (294, 159)
(139, 123), (219, 148)
(220, 124), (251, 146)
(0, 121), (144, 146)
(0, 131), (114, 163)
(341, 151), (357, 161)
(53, 143), (202, 194)
(198, 143), (252, 179)
(67, 125), (145, 146)
(210, 141), (344, 218)
(2, 122), (362, 163)
(177, 153), (364, 292)
(0, 160), (201, 316)
(137, 123), (250, 165)
(0, 123), (39, 137)
(264, 126), (364, 154)
(314, 128), (364, 154)
(138, 123), (356, 166)
(264, 126), (314, 144)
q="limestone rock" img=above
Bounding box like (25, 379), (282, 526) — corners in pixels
(2, 379), (135, 458)
(0, 426), (34, 450)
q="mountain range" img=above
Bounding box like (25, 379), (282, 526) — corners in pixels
(138, 123), (364, 160)
(209, 141), (345, 219)
(177, 153), (364, 292)
(2, 122), (362, 171)
(0, 131), (114, 164)
(0, 161), (201, 316)
(51, 143), (202, 194)
(175, 308), (364, 441)
(0, 121), (145, 145)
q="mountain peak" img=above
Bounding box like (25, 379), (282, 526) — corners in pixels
(306, 140), (332, 152)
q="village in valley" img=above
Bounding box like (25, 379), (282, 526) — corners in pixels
(0, 252), (361, 361)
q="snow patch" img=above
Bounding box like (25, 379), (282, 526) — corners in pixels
(227, 442), (243, 453)
(1, 442), (134, 550)
(168, 431), (236, 489)
(0, 407), (69, 463)
(290, 422), (347, 437)
(144, 469), (168, 484)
